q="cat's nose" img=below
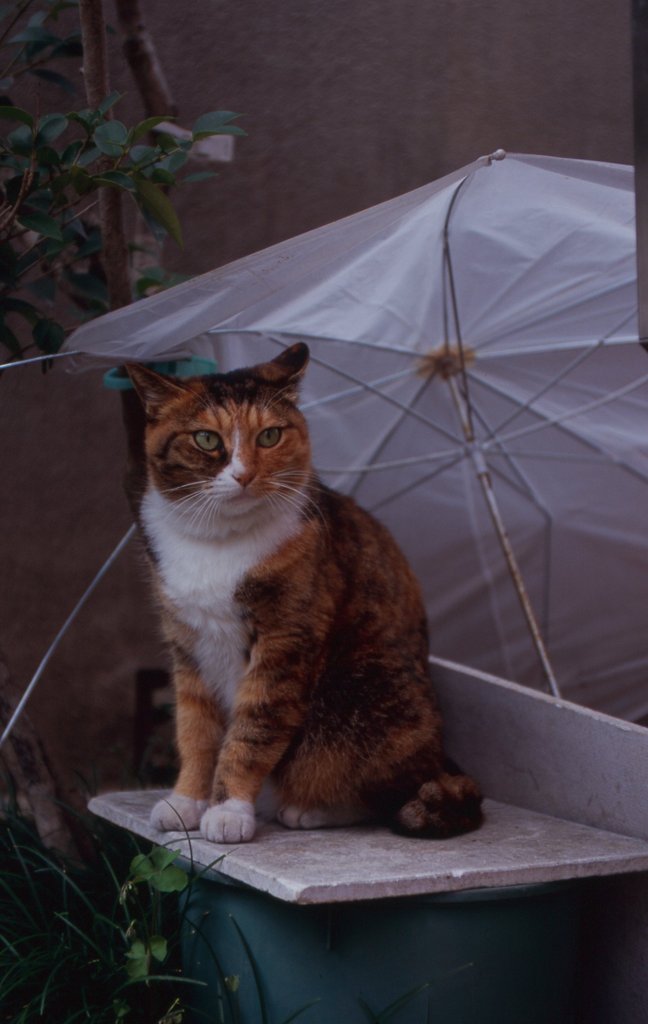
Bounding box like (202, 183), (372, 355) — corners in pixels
(232, 469), (256, 488)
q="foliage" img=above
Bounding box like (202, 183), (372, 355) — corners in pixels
(0, 804), (201, 1023)
(0, 0), (245, 362)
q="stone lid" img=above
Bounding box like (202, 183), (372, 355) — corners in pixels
(89, 789), (648, 905)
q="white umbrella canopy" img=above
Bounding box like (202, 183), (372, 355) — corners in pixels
(64, 151), (648, 721)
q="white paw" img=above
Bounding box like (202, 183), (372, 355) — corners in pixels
(277, 803), (367, 829)
(150, 793), (208, 832)
(200, 799), (256, 844)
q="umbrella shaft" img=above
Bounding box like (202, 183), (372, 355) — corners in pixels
(446, 377), (561, 698)
(473, 457), (561, 699)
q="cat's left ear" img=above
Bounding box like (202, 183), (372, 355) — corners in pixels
(126, 363), (190, 419)
(255, 342), (310, 399)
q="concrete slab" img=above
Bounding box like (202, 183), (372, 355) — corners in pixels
(88, 788), (648, 905)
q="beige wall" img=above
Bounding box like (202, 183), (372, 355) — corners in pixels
(0, 0), (635, 790)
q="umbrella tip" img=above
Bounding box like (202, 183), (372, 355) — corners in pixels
(477, 148), (507, 166)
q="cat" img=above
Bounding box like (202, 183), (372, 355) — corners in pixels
(126, 343), (482, 844)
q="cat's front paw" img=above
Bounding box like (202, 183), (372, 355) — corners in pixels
(200, 799), (256, 843)
(150, 793), (208, 832)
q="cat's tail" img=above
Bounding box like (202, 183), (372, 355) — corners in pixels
(390, 760), (483, 839)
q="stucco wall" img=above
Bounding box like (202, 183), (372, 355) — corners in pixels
(0, 0), (635, 790)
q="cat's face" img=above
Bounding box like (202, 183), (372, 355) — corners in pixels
(127, 344), (312, 531)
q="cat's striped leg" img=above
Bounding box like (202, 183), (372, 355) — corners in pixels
(201, 664), (307, 843)
(151, 661), (225, 832)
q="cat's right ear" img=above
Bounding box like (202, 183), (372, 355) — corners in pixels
(126, 364), (190, 419)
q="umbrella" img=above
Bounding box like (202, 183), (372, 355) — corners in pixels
(63, 151), (648, 721)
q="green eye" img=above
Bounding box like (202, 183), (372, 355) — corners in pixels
(257, 427), (282, 448)
(194, 430), (222, 452)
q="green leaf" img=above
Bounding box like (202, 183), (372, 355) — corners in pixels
(32, 318), (65, 354)
(0, 105), (34, 128)
(94, 170), (136, 191)
(149, 847), (180, 871)
(125, 939), (149, 979)
(149, 935), (167, 962)
(0, 321), (21, 357)
(61, 139), (83, 165)
(4, 297), (39, 323)
(93, 119), (128, 156)
(152, 865), (187, 893)
(158, 151), (188, 174)
(28, 68), (76, 94)
(19, 211), (63, 240)
(7, 123), (33, 155)
(65, 270), (109, 306)
(134, 177), (183, 247)
(70, 165), (93, 194)
(150, 168), (175, 185)
(76, 145), (101, 168)
(10, 26), (60, 45)
(35, 145), (61, 167)
(129, 853), (154, 879)
(97, 90), (122, 116)
(36, 113), (68, 145)
(183, 170), (218, 183)
(192, 110), (245, 139)
(67, 108), (95, 131)
(129, 144), (157, 165)
(129, 116), (174, 145)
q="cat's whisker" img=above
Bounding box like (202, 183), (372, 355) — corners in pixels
(162, 479), (212, 495)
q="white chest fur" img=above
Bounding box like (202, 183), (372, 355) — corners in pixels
(141, 487), (301, 715)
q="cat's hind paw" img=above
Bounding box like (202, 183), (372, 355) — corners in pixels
(200, 799), (256, 844)
(150, 793), (208, 832)
(277, 803), (367, 829)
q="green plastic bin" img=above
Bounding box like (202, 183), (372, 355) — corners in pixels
(180, 874), (581, 1024)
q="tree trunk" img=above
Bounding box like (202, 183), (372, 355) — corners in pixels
(0, 650), (84, 858)
(78, 0), (131, 312)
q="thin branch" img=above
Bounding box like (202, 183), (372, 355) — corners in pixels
(114, 0), (177, 118)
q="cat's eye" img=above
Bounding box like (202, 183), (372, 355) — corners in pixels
(257, 427), (282, 448)
(193, 430), (222, 452)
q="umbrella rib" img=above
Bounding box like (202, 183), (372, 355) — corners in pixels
(366, 453), (466, 514)
(299, 368), (413, 411)
(476, 372), (648, 485)
(346, 374), (437, 499)
(481, 309), (638, 438)
(316, 446), (466, 475)
(208, 326), (431, 360)
(264, 333), (464, 445)
(491, 370), (648, 447)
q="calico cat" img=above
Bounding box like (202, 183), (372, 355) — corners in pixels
(127, 343), (482, 844)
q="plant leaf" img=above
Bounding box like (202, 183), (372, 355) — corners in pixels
(134, 177), (183, 247)
(94, 170), (136, 191)
(10, 26), (60, 45)
(28, 68), (76, 94)
(183, 170), (218, 183)
(192, 110), (245, 138)
(129, 116), (174, 145)
(149, 935), (167, 962)
(32, 318), (65, 354)
(19, 211), (63, 240)
(0, 105), (34, 127)
(97, 90), (122, 116)
(36, 113), (68, 144)
(93, 119), (128, 157)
